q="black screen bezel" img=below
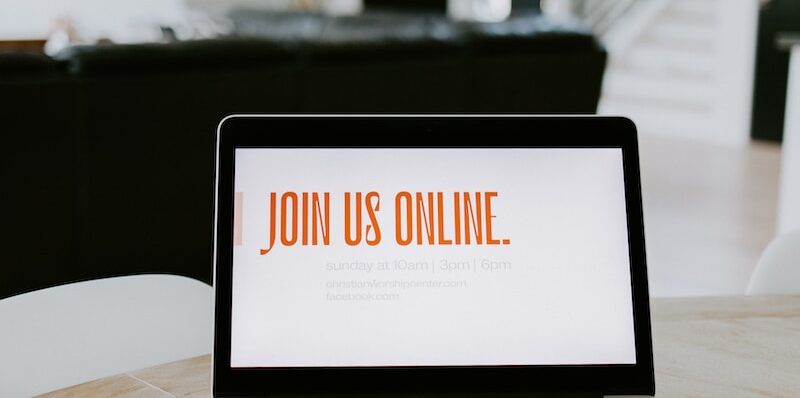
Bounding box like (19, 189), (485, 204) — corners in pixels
(212, 115), (654, 397)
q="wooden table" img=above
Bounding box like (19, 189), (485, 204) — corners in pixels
(39, 296), (800, 397)
(0, 39), (47, 53)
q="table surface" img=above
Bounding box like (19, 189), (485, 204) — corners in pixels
(38, 295), (800, 397)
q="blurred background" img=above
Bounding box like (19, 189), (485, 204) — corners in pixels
(1, 0), (799, 298)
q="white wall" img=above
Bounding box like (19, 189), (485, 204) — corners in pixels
(0, 0), (366, 42)
(0, 0), (187, 41)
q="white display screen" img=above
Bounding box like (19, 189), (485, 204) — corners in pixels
(229, 148), (636, 368)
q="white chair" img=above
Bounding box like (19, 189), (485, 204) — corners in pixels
(0, 274), (213, 397)
(747, 229), (800, 295)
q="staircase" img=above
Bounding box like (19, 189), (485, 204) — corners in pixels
(595, 0), (757, 145)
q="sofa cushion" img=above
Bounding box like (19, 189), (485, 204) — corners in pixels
(450, 15), (599, 53)
(0, 51), (64, 77)
(54, 38), (294, 75)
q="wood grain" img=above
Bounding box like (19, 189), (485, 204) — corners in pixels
(37, 374), (173, 398)
(130, 355), (211, 398)
(37, 296), (800, 397)
(651, 295), (800, 397)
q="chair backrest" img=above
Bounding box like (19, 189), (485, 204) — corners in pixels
(0, 274), (213, 397)
(747, 229), (800, 295)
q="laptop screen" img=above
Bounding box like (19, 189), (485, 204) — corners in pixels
(229, 147), (636, 368)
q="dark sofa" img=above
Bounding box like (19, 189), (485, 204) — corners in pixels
(0, 12), (606, 298)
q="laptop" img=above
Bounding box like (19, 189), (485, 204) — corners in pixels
(212, 115), (654, 397)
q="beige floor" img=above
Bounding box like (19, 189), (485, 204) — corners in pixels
(639, 135), (781, 297)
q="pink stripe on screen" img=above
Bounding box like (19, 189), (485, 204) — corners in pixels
(233, 192), (243, 246)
